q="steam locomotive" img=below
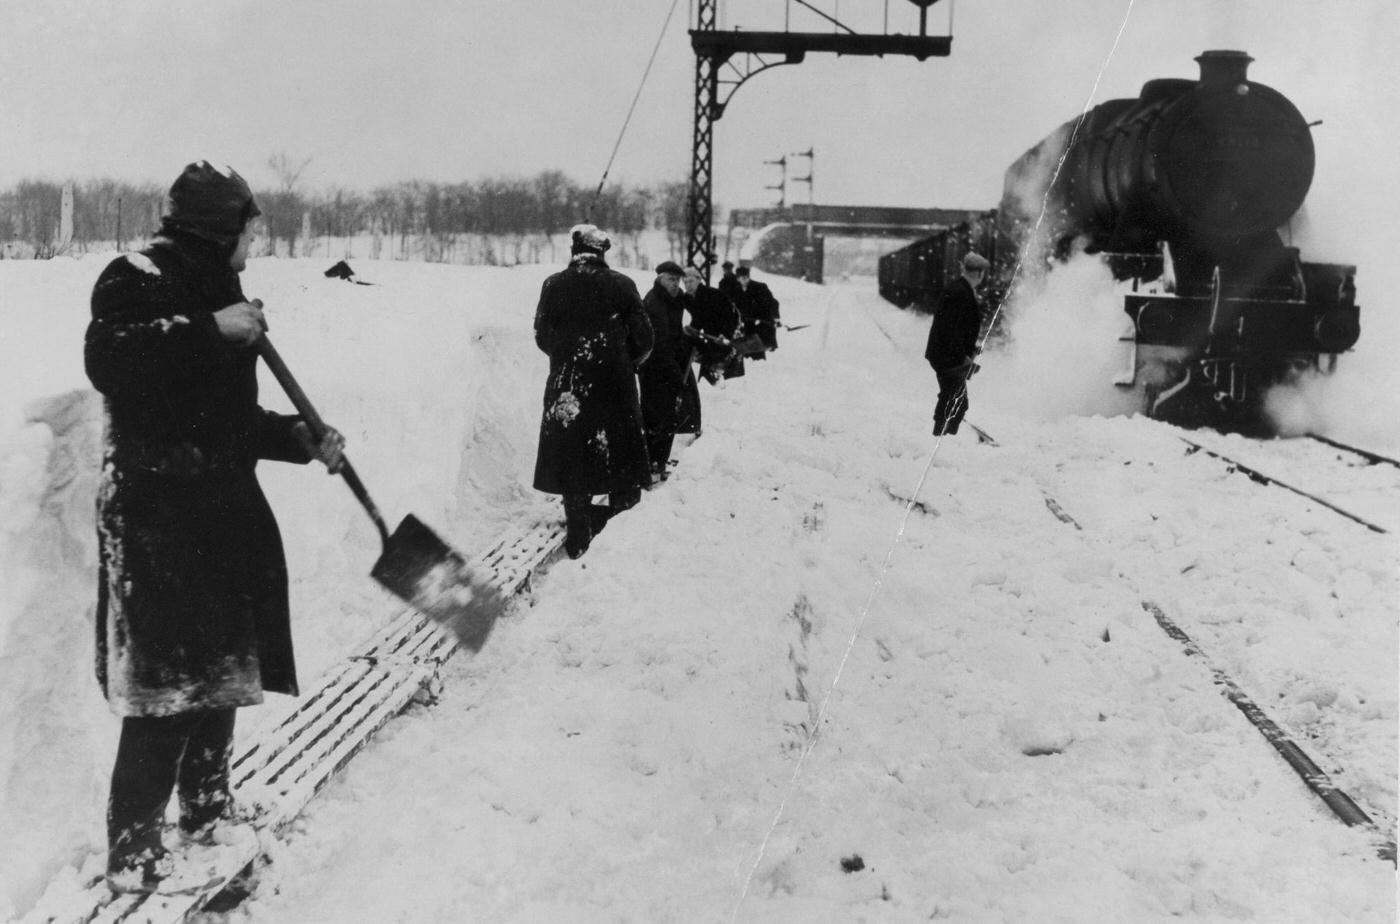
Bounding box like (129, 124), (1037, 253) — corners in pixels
(878, 50), (1360, 433)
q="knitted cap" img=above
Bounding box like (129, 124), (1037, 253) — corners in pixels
(165, 161), (261, 242)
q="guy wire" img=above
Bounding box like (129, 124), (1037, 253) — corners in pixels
(585, 0), (684, 222)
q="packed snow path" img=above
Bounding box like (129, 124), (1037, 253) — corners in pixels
(211, 274), (1393, 923)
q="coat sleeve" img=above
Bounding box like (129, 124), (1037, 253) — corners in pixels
(923, 317), (940, 368)
(763, 286), (780, 321)
(956, 289), (982, 359)
(85, 255), (229, 398)
(254, 410), (314, 464)
(533, 276), (558, 356)
(721, 293), (743, 338)
(621, 278), (654, 368)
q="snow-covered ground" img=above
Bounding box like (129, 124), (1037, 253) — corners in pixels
(1, 254), (1396, 922)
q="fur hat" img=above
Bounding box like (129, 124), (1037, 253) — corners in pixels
(654, 261), (685, 277)
(165, 161), (260, 243)
(570, 223), (611, 255)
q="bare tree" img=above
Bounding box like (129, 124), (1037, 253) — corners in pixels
(268, 151), (312, 193)
(261, 151), (313, 256)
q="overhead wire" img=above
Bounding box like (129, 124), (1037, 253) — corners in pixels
(585, 0), (685, 222)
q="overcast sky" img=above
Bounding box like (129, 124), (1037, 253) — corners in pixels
(1, 0), (1394, 217)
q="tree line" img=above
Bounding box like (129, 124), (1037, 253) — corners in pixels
(0, 167), (692, 265)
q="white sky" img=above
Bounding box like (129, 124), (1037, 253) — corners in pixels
(0, 0), (1395, 212)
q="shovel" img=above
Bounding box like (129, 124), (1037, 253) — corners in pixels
(257, 336), (504, 649)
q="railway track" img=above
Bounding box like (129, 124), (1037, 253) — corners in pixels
(1027, 456), (1397, 864)
(1142, 600), (1395, 864)
(959, 420), (1396, 864)
(1180, 437), (1390, 534)
(1307, 432), (1400, 469)
(836, 296), (1394, 865)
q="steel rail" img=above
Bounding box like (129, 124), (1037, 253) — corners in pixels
(1181, 437), (1388, 534)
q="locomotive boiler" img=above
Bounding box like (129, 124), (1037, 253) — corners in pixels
(880, 50), (1360, 433)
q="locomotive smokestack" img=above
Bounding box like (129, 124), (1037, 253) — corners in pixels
(1195, 50), (1254, 89)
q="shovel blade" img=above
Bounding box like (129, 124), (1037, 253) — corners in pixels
(370, 514), (505, 650)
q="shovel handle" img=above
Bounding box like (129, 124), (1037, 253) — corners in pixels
(257, 336), (392, 547)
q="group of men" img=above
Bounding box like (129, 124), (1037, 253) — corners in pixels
(82, 160), (989, 898)
(82, 163), (787, 897)
(532, 224), (781, 561)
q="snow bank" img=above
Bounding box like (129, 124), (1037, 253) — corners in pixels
(0, 254), (562, 913)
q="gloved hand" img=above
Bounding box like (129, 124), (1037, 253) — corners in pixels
(293, 422), (346, 473)
(213, 300), (267, 346)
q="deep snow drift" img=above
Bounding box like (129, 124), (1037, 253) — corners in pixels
(0, 254), (1395, 922)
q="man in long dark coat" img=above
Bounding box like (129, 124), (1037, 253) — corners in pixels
(85, 161), (345, 893)
(638, 261), (693, 481)
(924, 251), (990, 435)
(732, 265), (782, 356)
(533, 225), (653, 558)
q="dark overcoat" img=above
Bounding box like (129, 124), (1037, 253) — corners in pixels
(735, 279), (781, 350)
(687, 284), (742, 340)
(85, 233), (313, 718)
(641, 282), (700, 436)
(717, 272), (741, 304)
(924, 276), (983, 372)
(686, 283), (745, 379)
(532, 257), (653, 495)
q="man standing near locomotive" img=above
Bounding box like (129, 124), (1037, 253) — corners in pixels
(533, 224), (654, 558)
(86, 161), (347, 894)
(925, 251), (990, 436)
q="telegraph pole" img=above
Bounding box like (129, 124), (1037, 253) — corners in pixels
(686, 0), (952, 277)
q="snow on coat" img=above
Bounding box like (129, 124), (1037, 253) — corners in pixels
(532, 257), (653, 496)
(85, 231), (313, 717)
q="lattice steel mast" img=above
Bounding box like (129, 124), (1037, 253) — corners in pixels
(686, 0), (952, 277)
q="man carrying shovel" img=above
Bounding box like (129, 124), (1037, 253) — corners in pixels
(925, 251), (990, 437)
(85, 162), (346, 894)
